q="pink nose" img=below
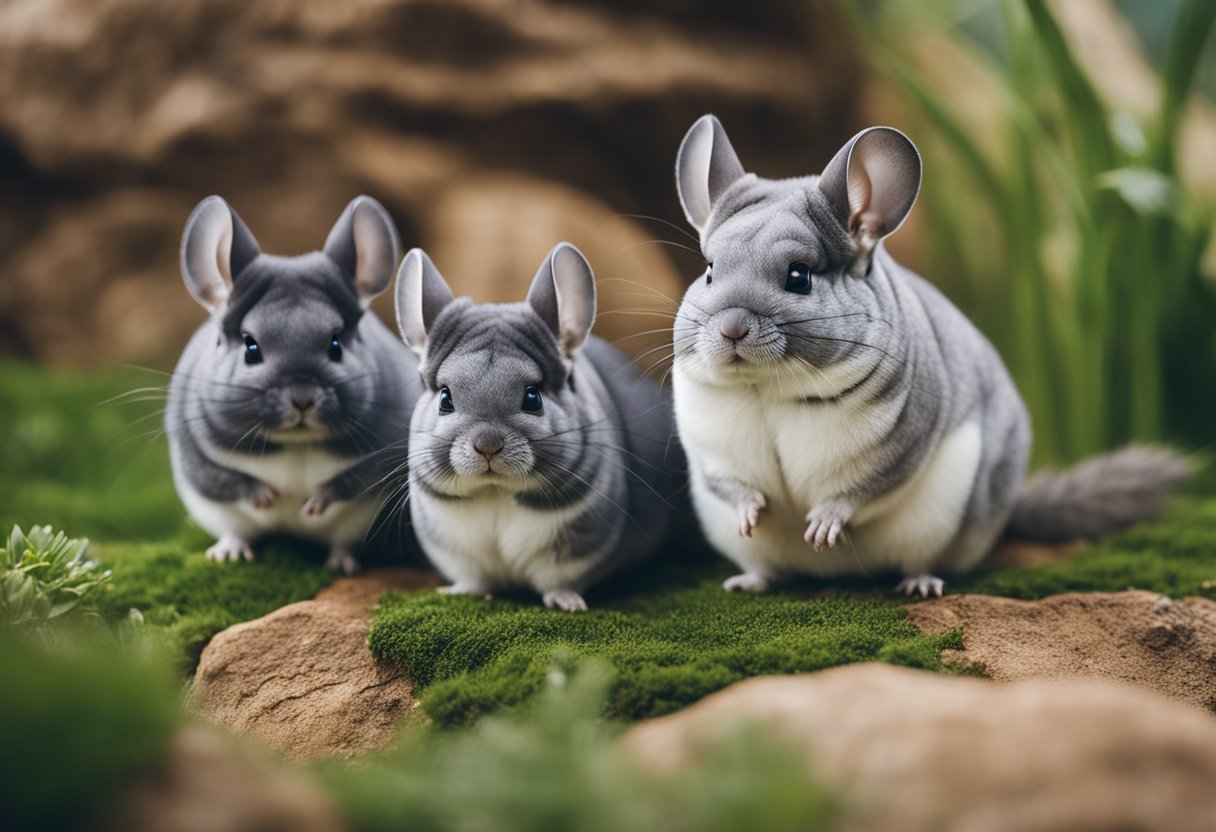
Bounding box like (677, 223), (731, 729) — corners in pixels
(720, 320), (750, 342)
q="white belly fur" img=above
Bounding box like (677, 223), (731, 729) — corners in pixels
(676, 371), (982, 578)
(411, 486), (606, 593)
(176, 444), (378, 546)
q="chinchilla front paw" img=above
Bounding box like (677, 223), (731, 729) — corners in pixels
(250, 485), (278, 510)
(804, 500), (853, 550)
(736, 490), (768, 537)
(302, 486), (335, 517)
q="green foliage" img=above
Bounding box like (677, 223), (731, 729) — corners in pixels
(322, 663), (835, 832)
(1, 524), (110, 636)
(369, 567), (961, 728)
(857, 0), (1216, 461)
(955, 496), (1216, 598)
(0, 636), (180, 831)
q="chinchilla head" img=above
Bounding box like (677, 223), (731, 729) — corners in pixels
(672, 115), (921, 388)
(179, 194), (399, 444)
(395, 242), (596, 496)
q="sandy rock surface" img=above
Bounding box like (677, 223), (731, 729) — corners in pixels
(100, 725), (347, 832)
(188, 568), (439, 759)
(908, 590), (1216, 713)
(625, 664), (1216, 832)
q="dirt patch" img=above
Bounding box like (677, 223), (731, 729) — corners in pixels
(624, 664), (1216, 832)
(189, 568), (439, 758)
(907, 590), (1216, 712)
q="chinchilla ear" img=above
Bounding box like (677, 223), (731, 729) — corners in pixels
(394, 248), (455, 358)
(180, 196), (261, 313)
(818, 126), (921, 249)
(676, 114), (746, 234)
(527, 242), (596, 358)
(324, 195), (401, 308)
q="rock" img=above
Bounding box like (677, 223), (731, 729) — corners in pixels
(624, 664), (1216, 832)
(188, 568), (439, 759)
(907, 591), (1216, 713)
(0, 0), (860, 366)
(100, 725), (346, 832)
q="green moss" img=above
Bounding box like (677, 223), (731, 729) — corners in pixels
(954, 497), (1216, 599)
(96, 536), (332, 671)
(369, 565), (961, 728)
(321, 663), (835, 832)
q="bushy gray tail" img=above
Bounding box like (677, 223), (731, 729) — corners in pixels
(1005, 445), (1192, 543)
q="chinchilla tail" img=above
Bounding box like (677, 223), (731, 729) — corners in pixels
(1004, 445), (1193, 543)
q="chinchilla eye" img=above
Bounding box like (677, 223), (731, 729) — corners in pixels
(243, 334), (262, 365)
(785, 262), (813, 294)
(438, 386), (454, 414)
(521, 385), (543, 414)
(328, 334), (343, 362)
(705, 262), (713, 285)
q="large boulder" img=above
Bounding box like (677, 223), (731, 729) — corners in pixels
(625, 664), (1216, 832)
(907, 590), (1216, 713)
(188, 568), (438, 759)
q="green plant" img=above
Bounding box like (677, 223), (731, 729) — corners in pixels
(856, 0), (1216, 462)
(1, 524), (110, 635)
(322, 662), (836, 832)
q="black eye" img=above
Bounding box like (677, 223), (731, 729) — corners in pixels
(243, 334), (262, 365)
(328, 334), (343, 362)
(785, 262), (813, 294)
(521, 385), (543, 414)
(438, 386), (454, 414)
(705, 262), (713, 285)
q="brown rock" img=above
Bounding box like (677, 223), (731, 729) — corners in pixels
(624, 664), (1216, 832)
(0, 0), (860, 366)
(907, 591), (1216, 713)
(101, 725), (346, 832)
(189, 568), (438, 758)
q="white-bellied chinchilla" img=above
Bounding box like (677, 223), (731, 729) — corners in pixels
(167, 195), (423, 574)
(394, 242), (681, 610)
(670, 115), (1189, 598)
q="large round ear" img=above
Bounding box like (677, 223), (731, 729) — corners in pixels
(817, 127), (921, 247)
(324, 195), (401, 308)
(180, 196), (261, 314)
(394, 248), (455, 358)
(676, 114), (746, 234)
(527, 242), (596, 358)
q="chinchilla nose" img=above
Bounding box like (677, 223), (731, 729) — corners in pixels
(472, 428), (505, 460)
(289, 388), (316, 412)
(717, 308), (751, 343)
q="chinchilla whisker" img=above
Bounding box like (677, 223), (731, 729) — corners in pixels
(614, 212), (701, 245)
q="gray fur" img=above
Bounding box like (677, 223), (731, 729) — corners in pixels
(671, 114), (1187, 597)
(167, 195), (423, 573)
(1007, 445), (1192, 542)
(396, 243), (679, 610)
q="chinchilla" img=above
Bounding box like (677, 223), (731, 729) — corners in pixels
(670, 114), (1190, 598)
(167, 195), (423, 574)
(394, 242), (681, 610)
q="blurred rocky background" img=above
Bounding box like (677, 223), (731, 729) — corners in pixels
(0, 0), (863, 367)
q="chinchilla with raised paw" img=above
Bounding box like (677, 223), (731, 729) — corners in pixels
(670, 114), (1190, 598)
(167, 195), (423, 574)
(395, 242), (680, 611)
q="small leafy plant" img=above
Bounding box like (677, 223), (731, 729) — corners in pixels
(1, 524), (111, 634)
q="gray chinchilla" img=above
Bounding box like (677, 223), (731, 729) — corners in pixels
(671, 114), (1190, 598)
(394, 242), (681, 610)
(167, 195), (423, 574)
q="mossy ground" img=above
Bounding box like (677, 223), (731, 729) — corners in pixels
(4, 362), (1215, 711)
